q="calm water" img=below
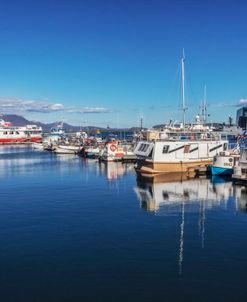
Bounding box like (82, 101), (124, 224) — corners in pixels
(0, 146), (247, 302)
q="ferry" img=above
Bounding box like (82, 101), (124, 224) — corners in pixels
(0, 119), (42, 144)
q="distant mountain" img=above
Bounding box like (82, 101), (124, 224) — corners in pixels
(1, 114), (104, 133)
(1, 114), (144, 133)
(1, 114), (31, 126)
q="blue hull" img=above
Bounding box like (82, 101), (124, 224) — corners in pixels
(211, 166), (233, 176)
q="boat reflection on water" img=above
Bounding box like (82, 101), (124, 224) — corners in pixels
(135, 172), (247, 214)
(135, 173), (235, 213)
(235, 185), (247, 213)
(98, 162), (135, 181)
(134, 173), (247, 275)
(0, 145), (82, 178)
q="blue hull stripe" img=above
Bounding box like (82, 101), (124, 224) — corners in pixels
(211, 166), (233, 176)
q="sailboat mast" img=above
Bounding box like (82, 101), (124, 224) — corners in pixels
(181, 50), (186, 126)
(203, 85), (207, 124)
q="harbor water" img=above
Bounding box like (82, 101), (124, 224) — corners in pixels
(0, 146), (247, 301)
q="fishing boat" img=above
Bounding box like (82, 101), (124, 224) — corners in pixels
(99, 140), (136, 162)
(49, 122), (65, 137)
(53, 144), (80, 154)
(211, 144), (240, 176)
(134, 52), (228, 175)
(32, 142), (45, 150)
(0, 119), (42, 144)
(82, 146), (100, 158)
(135, 134), (228, 174)
(232, 147), (247, 184)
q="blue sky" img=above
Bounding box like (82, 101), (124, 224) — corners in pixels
(0, 0), (247, 127)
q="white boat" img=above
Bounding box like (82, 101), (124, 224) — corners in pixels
(32, 142), (45, 150)
(49, 122), (65, 136)
(232, 147), (247, 183)
(0, 119), (42, 144)
(99, 141), (135, 162)
(211, 144), (240, 176)
(53, 145), (80, 154)
(134, 52), (228, 175)
(135, 137), (228, 174)
(83, 146), (101, 158)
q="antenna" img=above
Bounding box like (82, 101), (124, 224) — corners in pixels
(181, 49), (187, 126)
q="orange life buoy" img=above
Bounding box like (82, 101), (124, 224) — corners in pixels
(110, 144), (117, 152)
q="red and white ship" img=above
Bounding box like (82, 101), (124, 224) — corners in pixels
(0, 119), (43, 144)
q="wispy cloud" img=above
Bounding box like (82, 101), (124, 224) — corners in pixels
(238, 98), (247, 107)
(212, 98), (247, 108)
(0, 97), (64, 113)
(71, 107), (111, 114)
(27, 103), (64, 113)
(0, 97), (111, 115)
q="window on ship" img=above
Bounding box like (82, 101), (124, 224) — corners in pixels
(162, 145), (169, 153)
(184, 145), (190, 153)
(147, 147), (153, 158)
(138, 143), (144, 151)
(138, 143), (149, 152)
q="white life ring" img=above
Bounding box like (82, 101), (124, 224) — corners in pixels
(110, 144), (117, 152)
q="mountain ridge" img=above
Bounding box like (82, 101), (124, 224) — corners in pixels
(0, 114), (143, 132)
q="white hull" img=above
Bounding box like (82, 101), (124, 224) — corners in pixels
(100, 141), (135, 162)
(0, 121), (42, 144)
(32, 142), (45, 150)
(135, 139), (228, 174)
(232, 148), (247, 182)
(58, 145), (80, 152)
(54, 146), (77, 154)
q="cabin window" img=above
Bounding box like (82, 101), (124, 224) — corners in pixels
(143, 144), (149, 152)
(184, 145), (190, 153)
(138, 143), (145, 151)
(223, 143), (228, 151)
(10, 131), (14, 135)
(16, 131), (19, 135)
(3, 131), (7, 135)
(147, 147), (153, 158)
(138, 143), (149, 152)
(162, 145), (169, 153)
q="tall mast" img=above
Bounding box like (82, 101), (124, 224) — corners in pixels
(181, 49), (187, 126)
(203, 85), (207, 123)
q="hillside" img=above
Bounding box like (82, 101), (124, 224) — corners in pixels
(1, 114), (103, 133)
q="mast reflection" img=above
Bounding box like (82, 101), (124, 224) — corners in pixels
(135, 174), (235, 213)
(134, 173), (246, 275)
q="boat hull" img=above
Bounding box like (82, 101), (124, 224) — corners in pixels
(136, 159), (213, 174)
(211, 166), (233, 176)
(0, 137), (42, 144)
